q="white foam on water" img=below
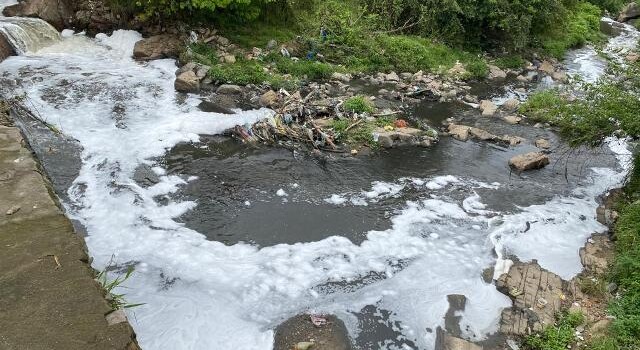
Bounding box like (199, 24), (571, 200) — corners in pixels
(0, 20), (635, 350)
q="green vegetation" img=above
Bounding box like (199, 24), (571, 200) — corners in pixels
(524, 311), (585, 350)
(96, 264), (144, 311)
(494, 55), (527, 70)
(329, 118), (379, 147)
(170, 0), (613, 86)
(343, 96), (374, 113)
(539, 2), (604, 59)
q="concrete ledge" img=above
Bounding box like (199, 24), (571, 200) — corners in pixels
(0, 115), (140, 349)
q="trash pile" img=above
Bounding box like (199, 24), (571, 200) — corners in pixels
(229, 88), (439, 152)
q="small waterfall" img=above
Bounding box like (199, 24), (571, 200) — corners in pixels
(0, 17), (60, 54)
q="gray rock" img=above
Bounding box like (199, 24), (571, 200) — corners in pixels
(618, 2), (640, 22)
(216, 84), (243, 95)
(0, 33), (15, 63)
(330, 72), (351, 82)
(448, 124), (470, 141)
(385, 71), (400, 82)
(503, 115), (522, 125)
(2, 0), (72, 30)
(538, 61), (555, 75)
(502, 98), (520, 111)
(488, 65), (507, 79)
(133, 165), (160, 187)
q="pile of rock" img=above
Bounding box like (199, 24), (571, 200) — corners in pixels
(374, 126), (436, 148)
(174, 62), (210, 92)
(447, 124), (525, 146)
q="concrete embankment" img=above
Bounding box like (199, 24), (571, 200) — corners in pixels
(0, 104), (140, 350)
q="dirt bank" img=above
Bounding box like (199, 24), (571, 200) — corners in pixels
(0, 105), (140, 350)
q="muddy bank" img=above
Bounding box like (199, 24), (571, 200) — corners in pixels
(0, 106), (139, 350)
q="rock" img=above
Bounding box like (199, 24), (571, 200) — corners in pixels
(133, 34), (183, 60)
(385, 71), (400, 82)
(618, 2), (640, 22)
(436, 331), (483, 350)
(259, 90), (278, 107)
(509, 152), (550, 171)
(216, 36), (230, 46)
(6, 205), (20, 215)
(538, 61), (555, 75)
(590, 318), (612, 334)
(400, 72), (413, 80)
(469, 127), (497, 141)
(448, 124), (470, 141)
(479, 100), (497, 116)
(216, 84), (243, 95)
(607, 282), (618, 294)
(375, 127), (424, 148)
(0, 33), (15, 63)
(488, 65), (507, 79)
(133, 164), (160, 187)
(503, 115), (522, 125)
(552, 71), (568, 83)
(266, 39), (278, 50)
(500, 135), (526, 146)
(502, 99), (520, 111)
(223, 54), (236, 63)
(600, 18), (625, 36)
(105, 309), (128, 326)
(175, 70), (200, 93)
(497, 262), (573, 335)
(535, 138), (551, 149)
(331, 72), (351, 82)
(516, 75), (528, 83)
(2, 0), (73, 30)
(580, 235), (614, 274)
(626, 52), (640, 63)
(274, 314), (352, 350)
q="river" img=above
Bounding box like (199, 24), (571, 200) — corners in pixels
(0, 9), (635, 350)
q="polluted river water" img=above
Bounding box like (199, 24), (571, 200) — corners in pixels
(0, 9), (636, 350)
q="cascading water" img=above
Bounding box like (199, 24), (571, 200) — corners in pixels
(0, 6), (636, 350)
(0, 17), (60, 54)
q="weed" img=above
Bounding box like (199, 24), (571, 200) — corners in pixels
(578, 275), (608, 297)
(524, 311), (584, 350)
(343, 96), (374, 113)
(494, 55), (526, 70)
(96, 262), (144, 311)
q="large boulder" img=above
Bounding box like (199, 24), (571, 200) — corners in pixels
(133, 34), (183, 60)
(618, 2), (640, 22)
(0, 34), (16, 63)
(2, 0), (73, 30)
(509, 152), (549, 171)
(580, 235), (614, 275)
(488, 65), (507, 79)
(496, 262), (576, 335)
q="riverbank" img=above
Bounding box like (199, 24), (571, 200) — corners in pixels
(0, 103), (140, 350)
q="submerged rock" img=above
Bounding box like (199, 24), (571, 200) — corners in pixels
(273, 314), (352, 350)
(534, 138), (551, 149)
(509, 152), (549, 171)
(133, 34), (183, 60)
